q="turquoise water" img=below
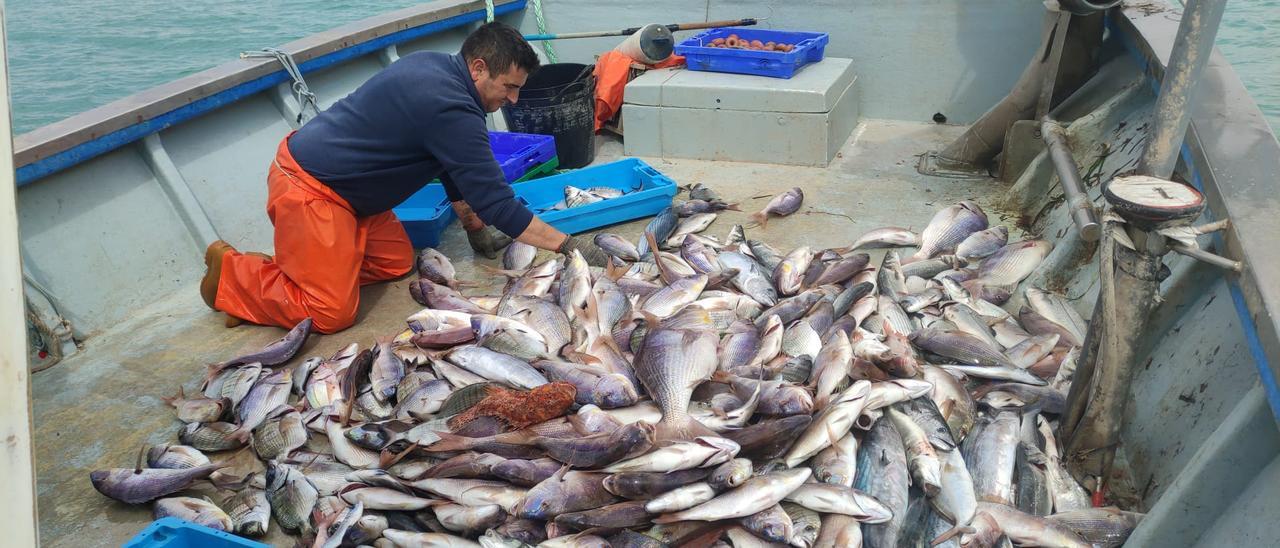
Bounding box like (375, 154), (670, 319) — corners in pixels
(5, 1), (1279, 134)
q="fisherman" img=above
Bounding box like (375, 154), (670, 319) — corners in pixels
(199, 22), (608, 333)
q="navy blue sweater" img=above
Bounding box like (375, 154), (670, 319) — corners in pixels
(287, 52), (534, 237)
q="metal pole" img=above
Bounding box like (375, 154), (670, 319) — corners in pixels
(1041, 118), (1102, 241)
(0, 5), (41, 546)
(1137, 0), (1228, 178)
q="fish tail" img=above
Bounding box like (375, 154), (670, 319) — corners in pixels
(930, 524), (974, 546)
(424, 431), (476, 453)
(202, 362), (229, 388)
(723, 202), (742, 211)
(655, 416), (717, 443)
(161, 386), (185, 407)
(229, 425), (253, 444)
(477, 264), (521, 278)
(651, 513), (684, 525)
(749, 211), (769, 229)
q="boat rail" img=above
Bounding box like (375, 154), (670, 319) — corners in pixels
(1111, 3), (1280, 421)
(11, 0), (525, 185)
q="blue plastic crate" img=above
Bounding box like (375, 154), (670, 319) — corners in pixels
(513, 158), (678, 234)
(393, 132), (556, 249)
(394, 183), (455, 249)
(490, 131), (557, 183)
(674, 28), (830, 79)
(124, 518), (268, 548)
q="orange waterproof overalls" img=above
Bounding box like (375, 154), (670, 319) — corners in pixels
(215, 134), (415, 333)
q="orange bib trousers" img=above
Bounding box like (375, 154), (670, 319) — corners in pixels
(215, 135), (414, 333)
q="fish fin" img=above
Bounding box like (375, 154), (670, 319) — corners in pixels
(604, 257), (625, 281)
(748, 210), (769, 229)
(552, 463), (572, 482)
(202, 362), (229, 389)
(645, 231), (672, 281)
(229, 425), (253, 444)
(723, 202), (742, 212)
(379, 442), (420, 470)
(709, 370), (733, 384)
(477, 264), (523, 278)
(655, 417), (718, 442)
(134, 445), (147, 474)
(930, 525), (975, 546)
(160, 386), (186, 408)
(564, 350), (604, 367)
(639, 310), (662, 328)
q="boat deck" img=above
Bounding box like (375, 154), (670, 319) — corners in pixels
(31, 120), (1007, 547)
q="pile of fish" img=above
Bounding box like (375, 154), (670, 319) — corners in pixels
(90, 187), (1144, 548)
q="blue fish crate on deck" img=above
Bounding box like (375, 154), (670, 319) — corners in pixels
(395, 131), (557, 249)
(674, 28), (830, 79)
(513, 158), (678, 234)
(124, 518), (268, 548)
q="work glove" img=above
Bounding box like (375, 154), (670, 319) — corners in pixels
(558, 234), (609, 267)
(466, 225), (512, 259)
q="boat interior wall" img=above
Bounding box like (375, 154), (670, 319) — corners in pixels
(515, 0), (1045, 124)
(15, 4), (527, 337)
(991, 4), (1280, 543)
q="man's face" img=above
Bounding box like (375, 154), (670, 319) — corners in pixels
(469, 58), (528, 113)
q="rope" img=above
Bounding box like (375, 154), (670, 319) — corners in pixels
(241, 47), (320, 124)
(484, 0), (495, 22)
(530, 0), (558, 63)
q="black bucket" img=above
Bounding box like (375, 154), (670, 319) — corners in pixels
(501, 63), (597, 169)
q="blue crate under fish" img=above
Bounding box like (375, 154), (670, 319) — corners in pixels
(124, 518), (269, 548)
(674, 27), (830, 79)
(394, 183), (455, 249)
(513, 158), (678, 234)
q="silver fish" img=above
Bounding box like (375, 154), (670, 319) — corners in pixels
(371, 337), (406, 403)
(1037, 416), (1091, 513)
(773, 246), (814, 296)
(595, 233), (641, 261)
(674, 199), (740, 216)
(750, 187), (804, 229)
(417, 247), (459, 287)
(964, 411), (1020, 506)
(653, 467), (810, 523)
(232, 367), (292, 442)
(665, 213), (718, 247)
(687, 182), (724, 202)
(942, 302), (1002, 351)
(1025, 288), (1087, 342)
(146, 444), (211, 470)
(559, 250), (592, 322)
(503, 241), (538, 270)
(252, 405), (308, 461)
(933, 443), (978, 525)
(719, 251), (778, 306)
(810, 331), (852, 409)
(565, 185), (604, 208)
(783, 483), (893, 522)
(393, 379), (453, 420)
(640, 274), (708, 318)
(855, 417), (909, 548)
(161, 386), (229, 424)
(499, 295), (572, 357)
(978, 239), (1053, 286)
(942, 364), (1048, 385)
(812, 433), (858, 488)
(645, 482), (716, 514)
(603, 436), (738, 473)
(536, 359), (638, 409)
(1046, 507), (1144, 548)
(153, 496), (233, 532)
(638, 206), (679, 255)
(633, 323), (720, 440)
(782, 502), (822, 548)
(975, 502), (1092, 547)
(89, 464), (219, 504)
(886, 406), (942, 496)
(445, 346), (548, 390)
(912, 326), (1016, 368)
(739, 503), (794, 544)
(223, 487), (270, 537)
(842, 227), (921, 252)
(203, 362), (262, 409)
(956, 225), (1010, 263)
(909, 200), (988, 262)
(471, 314), (550, 361)
(781, 319), (822, 359)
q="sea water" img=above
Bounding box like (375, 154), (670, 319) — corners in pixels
(4, 0), (1278, 135)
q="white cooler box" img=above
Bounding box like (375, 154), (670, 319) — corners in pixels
(622, 57), (859, 167)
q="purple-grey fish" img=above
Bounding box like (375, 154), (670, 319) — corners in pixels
(841, 227), (922, 252)
(956, 225), (1010, 264)
(750, 187), (804, 229)
(634, 323), (720, 440)
(908, 200), (988, 263)
(594, 233), (641, 262)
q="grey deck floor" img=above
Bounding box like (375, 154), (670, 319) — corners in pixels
(31, 120), (1005, 547)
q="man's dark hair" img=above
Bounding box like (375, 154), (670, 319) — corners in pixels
(461, 22), (540, 75)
